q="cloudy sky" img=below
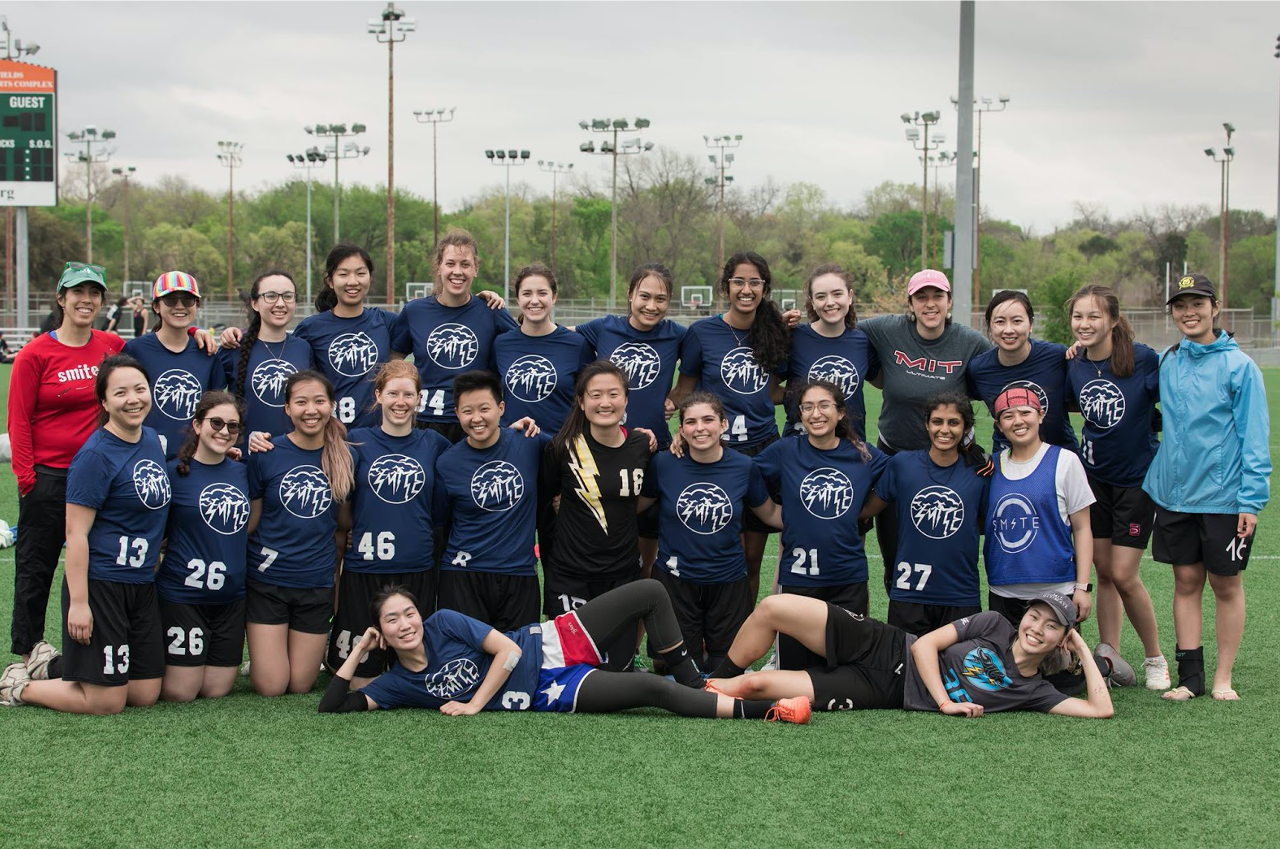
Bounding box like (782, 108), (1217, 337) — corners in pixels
(8, 1), (1279, 232)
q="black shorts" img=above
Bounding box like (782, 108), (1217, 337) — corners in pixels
(1087, 475), (1155, 548)
(436, 570), (540, 633)
(159, 598), (246, 668)
(776, 583), (869, 671)
(543, 569), (640, 618)
(806, 604), (907, 712)
(730, 435), (781, 535)
(60, 579), (165, 687)
(987, 592), (1031, 627)
(329, 569), (436, 677)
(637, 501), (660, 541)
(417, 419), (467, 444)
(649, 567), (750, 663)
(887, 600), (983, 638)
(245, 580), (334, 634)
(1152, 506), (1256, 575)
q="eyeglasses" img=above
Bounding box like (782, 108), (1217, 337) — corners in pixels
(728, 277), (765, 289)
(160, 294), (198, 308)
(201, 417), (242, 435)
(255, 291), (297, 304)
(798, 401), (837, 414)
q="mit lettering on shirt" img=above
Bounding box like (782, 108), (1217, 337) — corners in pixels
(893, 351), (963, 376)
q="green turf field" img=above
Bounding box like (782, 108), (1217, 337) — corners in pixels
(1, 363), (1278, 848)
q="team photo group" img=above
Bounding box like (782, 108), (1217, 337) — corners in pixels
(0, 227), (1270, 724)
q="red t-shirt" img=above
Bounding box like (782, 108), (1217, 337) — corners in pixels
(7, 330), (125, 494)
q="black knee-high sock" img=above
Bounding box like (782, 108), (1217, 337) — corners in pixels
(709, 656), (746, 679)
(659, 644), (703, 688)
(47, 656), (64, 680)
(732, 698), (774, 719)
(1175, 646), (1204, 695)
(576, 579), (703, 687)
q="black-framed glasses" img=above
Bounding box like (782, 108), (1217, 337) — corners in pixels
(63, 261), (106, 275)
(202, 417), (242, 435)
(160, 293), (199, 308)
(255, 291), (297, 304)
(728, 277), (765, 289)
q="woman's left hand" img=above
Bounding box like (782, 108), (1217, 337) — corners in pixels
(781, 308), (801, 329)
(439, 700), (484, 716)
(509, 417), (540, 437)
(632, 427), (659, 453)
(478, 290), (507, 310)
(1072, 588), (1092, 623)
(1238, 512), (1258, 538)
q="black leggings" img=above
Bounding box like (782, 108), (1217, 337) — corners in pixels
(575, 668), (720, 717)
(574, 578), (684, 662)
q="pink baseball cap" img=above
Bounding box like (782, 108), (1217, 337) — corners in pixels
(907, 269), (951, 296)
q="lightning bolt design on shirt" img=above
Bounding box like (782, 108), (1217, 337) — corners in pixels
(568, 434), (608, 533)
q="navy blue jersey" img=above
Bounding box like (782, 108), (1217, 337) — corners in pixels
(65, 427), (171, 583)
(679, 316), (783, 448)
(875, 450), (989, 606)
(122, 334), (227, 459)
(755, 437), (887, 588)
(436, 428), (550, 576)
(247, 436), (344, 588)
(784, 324), (880, 439)
(494, 325), (593, 433)
(390, 296), (520, 424)
(157, 457), (250, 604)
(220, 335), (314, 438)
(641, 449), (770, 585)
(1067, 344), (1160, 488)
(359, 610), (542, 711)
(966, 340), (1078, 452)
(345, 426), (452, 574)
(293, 307), (396, 429)
(576, 315), (685, 448)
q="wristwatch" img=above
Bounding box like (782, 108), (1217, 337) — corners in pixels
(1074, 583), (1093, 592)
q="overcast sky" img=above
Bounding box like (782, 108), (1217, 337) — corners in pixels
(8, 0), (1280, 233)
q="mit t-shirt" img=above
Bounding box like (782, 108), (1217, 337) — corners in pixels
(541, 430), (652, 579)
(247, 436), (344, 588)
(293, 307), (397, 429)
(784, 324), (880, 439)
(901, 611), (1068, 713)
(344, 425), (451, 574)
(1066, 344), (1160, 488)
(494, 325), (593, 433)
(641, 449), (770, 585)
(65, 427), (171, 583)
(437, 428), (551, 576)
(966, 340), (1078, 452)
(875, 450), (989, 606)
(122, 333), (227, 459)
(679, 316), (783, 448)
(857, 315), (991, 451)
(360, 609), (542, 711)
(576, 315), (686, 448)
(220, 334), (314, 438)
(753, 437), (887, 588)
(390, 295), (520, 424)
(157, 457), (251, 604)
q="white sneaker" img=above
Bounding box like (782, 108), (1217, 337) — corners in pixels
(1142, 656), (1171, 691)
(26, 640), (60, 680)
(1095, 643), (1136, 687)
(0, 662), (30, 705)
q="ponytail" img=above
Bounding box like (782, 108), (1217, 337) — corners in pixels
(235, 311), (262, 401)
(320, 416), (353, 502)
(552, 360), (628, 458)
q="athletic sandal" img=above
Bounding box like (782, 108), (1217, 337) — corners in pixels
(1211, 689), (1240, 701)
(0, 662), (31, 706)
(1142, 656), (1171, 691)
(1161, 686), (1197, 702)
(765, 696), (811, 725)
(26, 640), (61, 681)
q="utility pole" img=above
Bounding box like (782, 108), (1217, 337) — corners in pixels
(538, 160), (573, 275)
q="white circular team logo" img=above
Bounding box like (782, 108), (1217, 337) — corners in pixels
(505, 355), (558, 403)
(427, 323), (479, 370)
(1078, 379), (1125, 429)
(368, 453), (426, 504)
(132, 459), (172, 509)
(251, 359), (299, 407)
(910, 485), (965, 539)
(808, 355), (861, 399)
(470, 460), (524, 512)
(199, 482), (250, 535)
(676, 482), (734, 535)
(328, 332), (380, 377)
(799, 467), (854, 520)
(721, 346), (769, 395)
(424, 658), (480, 698)
(153, 369), (203, 421)
(1002, 380), (1049, 416)
(992, 492), (1039, 553)
(610, 342), (662, 390)
(279, 464), (333, 519)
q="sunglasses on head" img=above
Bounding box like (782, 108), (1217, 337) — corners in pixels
(200, 417), (241, 435)
(63, 261), (106, 274)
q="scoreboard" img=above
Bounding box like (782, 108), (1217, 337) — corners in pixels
(0, 59), (57, 207)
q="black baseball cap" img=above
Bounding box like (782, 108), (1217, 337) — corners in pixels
(1167, 273), (1216, 305)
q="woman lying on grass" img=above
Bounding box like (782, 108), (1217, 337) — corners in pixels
(319, 579), (810, 723)
(706, 591), (1113, 718)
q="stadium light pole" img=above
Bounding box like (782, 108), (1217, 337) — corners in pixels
(217, 141), (244, 304)
(902, 111), (945, 269)
(704, 133), (742, 275)
(368, 3), (416, 305)
(920, 151), (957, 268)
(579, 117), (654, 310)
(538, 160), (573, 276)
(288, 147), (328, 307)
(414, 107), (457, 252)
(110, 165), (137, 285)
(1205, 123), (1235, 312)
(304, 122), (368, 243)
(1, 16), (40, 60)
(1273, 36), (1280, 345)
(951, 94), (1009, 302)
(484, 148), (531, 302)
(64, 125), (116, 262)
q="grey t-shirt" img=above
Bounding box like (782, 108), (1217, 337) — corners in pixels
(901, 611), (1068, 713)
(858, 315), (991, 451)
